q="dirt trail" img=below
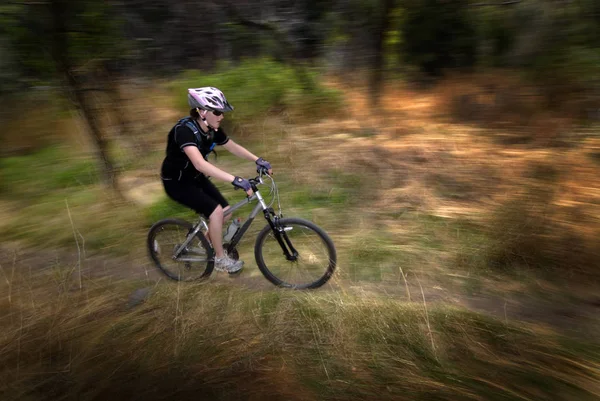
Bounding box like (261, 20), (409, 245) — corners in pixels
(2, 242), (598, 343)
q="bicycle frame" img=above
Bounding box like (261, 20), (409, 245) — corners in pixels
(222, 190), (267, 251)
(174, 175), (298, 261)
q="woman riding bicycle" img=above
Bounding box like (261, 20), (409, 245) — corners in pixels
(160, 87), (273, 274)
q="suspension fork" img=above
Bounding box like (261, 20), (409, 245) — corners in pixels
(264, 209), (298, 261)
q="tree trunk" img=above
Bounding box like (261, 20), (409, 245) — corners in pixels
(370, 0), (395, 108)
(223, 1), (315, 92)
(98, 62), (149, 157)
(72, 79), (119, 191)
(48, 0), (120, 194)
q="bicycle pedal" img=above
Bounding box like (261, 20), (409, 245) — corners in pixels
(227, 265), (244, 276)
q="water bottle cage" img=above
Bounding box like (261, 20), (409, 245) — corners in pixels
(223, 218), (242, 242)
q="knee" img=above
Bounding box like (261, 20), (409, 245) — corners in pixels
(222, 206), (231, 222)
(209, 205), (224, 222)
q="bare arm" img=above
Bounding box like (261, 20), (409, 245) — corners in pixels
(183, 146), (235, 183)
(222, 139), (259, 162)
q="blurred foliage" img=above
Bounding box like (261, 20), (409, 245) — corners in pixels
(1, 0), (600, 105)
(401, 0), (477, 76)
(0, 1), (125, 90)
(485, 1), (600, 98)
(2, 5), (600, 398)
(0, 88), (73, 155)
(169, 58), (344, 121)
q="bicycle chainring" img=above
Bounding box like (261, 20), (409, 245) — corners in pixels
(224, 244), (239, 261)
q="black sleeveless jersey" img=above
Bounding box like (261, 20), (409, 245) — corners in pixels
(161, 117), (229, 181)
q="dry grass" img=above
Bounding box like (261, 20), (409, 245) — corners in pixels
(0, 265), (599, 401)
(293, 73), (600, 279)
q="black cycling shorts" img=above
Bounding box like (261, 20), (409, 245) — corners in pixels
(162, 174), (229, 218)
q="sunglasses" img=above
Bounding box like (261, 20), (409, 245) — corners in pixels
(211, 110), (223, 116)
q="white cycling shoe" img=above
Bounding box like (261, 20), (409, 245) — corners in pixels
(214, 255), (244, 274)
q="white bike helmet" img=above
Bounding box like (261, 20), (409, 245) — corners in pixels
(187, 87), (234, 113)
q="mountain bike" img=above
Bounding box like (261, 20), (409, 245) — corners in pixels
(147, 170), (337, 289)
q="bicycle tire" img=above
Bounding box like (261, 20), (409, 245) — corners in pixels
(147, 218), (214, 281)
(254, 217), (336, 289)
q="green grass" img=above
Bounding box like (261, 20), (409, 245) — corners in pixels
(0, 145), (152, 253)
(272, 170), (365, 217)
(1, 187), (148, 254)
(143, 195), (197, 225)
(0, 145), (100, 198)
(289, 186), (351, 210)
(0, 139), (356, 255)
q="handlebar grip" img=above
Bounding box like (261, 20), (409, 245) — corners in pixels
(256, 166), (270, 175)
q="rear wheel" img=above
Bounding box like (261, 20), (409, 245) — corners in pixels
(254, 217), (336, 289)
(147, 218), (214, 281)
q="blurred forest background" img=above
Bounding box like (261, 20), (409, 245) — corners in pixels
(1, 1), (600, 400)
(2, 0), (600, 182)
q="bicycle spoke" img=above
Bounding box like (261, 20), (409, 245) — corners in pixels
(148, 219), (213, 281)
(256, 219), (335, 288)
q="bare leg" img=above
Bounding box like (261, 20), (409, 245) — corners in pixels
(222, 205), (232, 223)
(208, 205), (225, 258)
(204, 205), (231, 245)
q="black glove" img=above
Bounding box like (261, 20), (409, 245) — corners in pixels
(255, 157), (272, 173)
(232, 176), (251, 191)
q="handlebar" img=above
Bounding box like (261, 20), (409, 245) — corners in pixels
(249, 170), (271, 192)
(249, 170), (281, 214)
(232, 168), (271, 193)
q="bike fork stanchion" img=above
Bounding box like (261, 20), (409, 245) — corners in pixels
(272, 231), (297, 261)
(279, 230), (299, 261)
(263, 210), (292, 260)
(269, 215), (298, 261)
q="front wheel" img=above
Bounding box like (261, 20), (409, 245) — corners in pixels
(147, 218), (214, 281)
(254, 217), (336, 289)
